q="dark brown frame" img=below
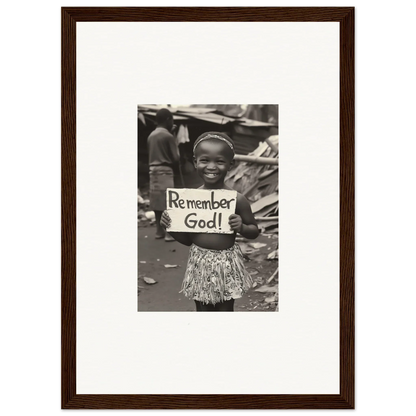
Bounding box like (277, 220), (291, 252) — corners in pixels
(62, 7), (354, 409)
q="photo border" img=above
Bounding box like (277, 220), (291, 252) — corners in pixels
(62, 7), (354, 409)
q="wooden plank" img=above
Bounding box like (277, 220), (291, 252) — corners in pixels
(265, 137), (279, 153)
(234, 154), (279, 165)
(250, 192), (279, 213)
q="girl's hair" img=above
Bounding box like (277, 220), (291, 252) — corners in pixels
(193, 132), (235, 156)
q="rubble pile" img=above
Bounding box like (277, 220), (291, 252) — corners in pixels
(225, 135), (278, 234)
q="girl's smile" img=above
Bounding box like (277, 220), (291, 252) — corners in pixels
(193, 140), (234, 188)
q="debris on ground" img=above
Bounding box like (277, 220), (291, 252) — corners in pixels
(143, 277), (157, 285)
(239, 243), (260, 255)
(255, 284), (278, 293)
(138, 189), (153, 224)
(265, 295), (276, 303)
(248, 242), (267, 249)
(267, 268), (278, 284)
(267, 249), (278, 260)
(145, 211), (155, 221)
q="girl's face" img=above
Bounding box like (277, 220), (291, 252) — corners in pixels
(193, 140), (234, 188)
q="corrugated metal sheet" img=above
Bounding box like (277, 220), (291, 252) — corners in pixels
(233, 134), (262, 155)
(138, 105), (217, 115)
(176, 106), (217, 114)
(141, 110), (188, 120)
(232, 123), (273, 154)
(239, 117), (276, 127)
(177, 112), (235, 124)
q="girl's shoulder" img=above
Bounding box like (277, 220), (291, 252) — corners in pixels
(235, 191), (249, 205)
(221, 184), (237, 192)
(219, 186), (246, 203)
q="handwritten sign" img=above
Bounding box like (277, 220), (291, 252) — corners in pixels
(166, 188), (237, 234)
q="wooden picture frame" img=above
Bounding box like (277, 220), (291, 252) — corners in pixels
(62, 7), (354, 409)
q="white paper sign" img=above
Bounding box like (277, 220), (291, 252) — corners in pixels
(166, 188), (237, 234)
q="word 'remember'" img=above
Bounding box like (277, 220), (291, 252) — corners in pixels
(167, 190), (234, 210)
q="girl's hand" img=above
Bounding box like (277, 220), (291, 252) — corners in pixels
(229, 214), (243, 233)
(160, 210), (171, 230)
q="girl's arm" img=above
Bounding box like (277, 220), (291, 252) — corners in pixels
(229, 193), (260, 240)
(160, 210), (193, 246)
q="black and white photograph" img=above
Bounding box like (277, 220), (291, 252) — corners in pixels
(138, 105), (279, 312)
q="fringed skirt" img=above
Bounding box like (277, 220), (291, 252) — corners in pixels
(180, 244), (253, 305)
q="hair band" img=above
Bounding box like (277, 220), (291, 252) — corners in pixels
(193, 134), (234, 153)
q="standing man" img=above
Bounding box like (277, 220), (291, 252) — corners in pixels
(147, 108), (179, 241)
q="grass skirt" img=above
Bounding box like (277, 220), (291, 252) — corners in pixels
(180, 244), (252, 305)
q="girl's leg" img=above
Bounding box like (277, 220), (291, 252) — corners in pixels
(194, 301), (215, 312)
(214, 299), (235, 311)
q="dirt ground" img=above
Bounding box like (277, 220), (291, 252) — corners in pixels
(138, 220), (278, 312)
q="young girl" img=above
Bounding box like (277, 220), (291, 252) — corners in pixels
(160, 131), (259, 311)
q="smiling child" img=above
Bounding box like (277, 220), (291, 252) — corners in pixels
(160, 131), (259, 311)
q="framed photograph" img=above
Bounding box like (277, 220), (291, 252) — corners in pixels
(62, 7), (354, 409)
